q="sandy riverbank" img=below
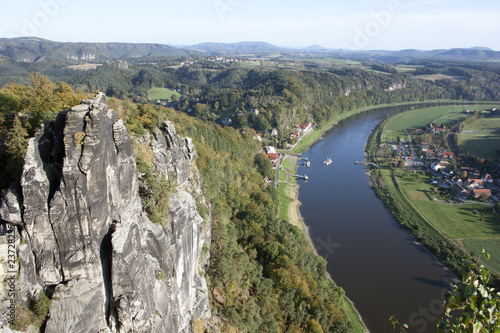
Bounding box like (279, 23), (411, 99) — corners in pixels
(279, 154), (369, 332)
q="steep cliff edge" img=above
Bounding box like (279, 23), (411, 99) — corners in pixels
(2, 93), (210, 332)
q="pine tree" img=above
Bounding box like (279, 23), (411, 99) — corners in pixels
(6, 114), (29, 175)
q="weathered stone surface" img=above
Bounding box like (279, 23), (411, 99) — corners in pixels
(153, 121), (196, 187)
(14, 93), (211, 332)
(44, 279), (108, 333)
(0, 188), (22, 226)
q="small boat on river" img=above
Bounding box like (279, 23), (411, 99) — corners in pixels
(323, 157), (332, 165)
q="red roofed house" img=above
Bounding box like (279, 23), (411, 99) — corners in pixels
(430, 124), (446, 134)
(472, 188), (491, 199)
(426, 150), (436, 157)
(441, 151), (454, 159)
(296, 122), (312, 134)
(267, 153), (278, 164)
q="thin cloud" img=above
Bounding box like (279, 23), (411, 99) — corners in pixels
(401, 0), (449, 8)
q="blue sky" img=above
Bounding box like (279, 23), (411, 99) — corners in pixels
(1, 0), (499, 50)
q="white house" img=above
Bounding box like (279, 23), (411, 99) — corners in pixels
(482, 174), (493, 183)
(432, 162), (448, 172)
(264, 146), (276, 154)
(404, 158), (424, 167)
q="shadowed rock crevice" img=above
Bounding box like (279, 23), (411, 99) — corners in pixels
(101, 224), (120, 330)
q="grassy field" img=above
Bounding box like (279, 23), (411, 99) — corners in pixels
(279, 57), (361, 65)
(457, 112), (500, 161)
(414, 201), (498, 239)
(68, 63), (102, 70)
(238, 61), (263, 68)
(384, 105), (497, 131)
(394, 66), (416, 73)
(457, 131), (500, 161)
(464, 240), (500, 271)
(277, 156), (297, 222)
(462, 113), (500, 131)
(381, 167), (500, 272)
(147, 87), (181, 100)
(343, 298), (368, 333)
(413, 74), (467, 81)
(438, 113), (469, 127)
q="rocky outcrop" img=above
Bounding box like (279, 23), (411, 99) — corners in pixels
(5, 93), (211, 332)
(385, 80), (407, 92)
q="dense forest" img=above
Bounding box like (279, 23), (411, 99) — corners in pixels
(2, 56), (500, 149)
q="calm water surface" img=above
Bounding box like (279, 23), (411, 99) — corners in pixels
(297, 108), (456, 333)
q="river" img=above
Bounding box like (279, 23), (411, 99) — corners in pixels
(296, 106), (457, 333)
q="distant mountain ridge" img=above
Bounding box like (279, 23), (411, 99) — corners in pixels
(185, 41), (500, 61)
(186, 41), (287, 54)
(0, 37), (191, 62)
(1, 37), (499, 62)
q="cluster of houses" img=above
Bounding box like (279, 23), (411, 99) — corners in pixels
(414, 124), (447, 135)
(421, 146), (495, 200)
(179, 60), (196, 67)
(208, 57), (245, 63)
(222, 108), (261, 126)
(257, 122), (314, 167)
(289, 122), (313, 140)
(450, 169), (494, 199)
(397, 135), (497, 201)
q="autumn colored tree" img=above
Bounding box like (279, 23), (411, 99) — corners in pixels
(5, 114), (29, 175)
(0, 74), (86, 189)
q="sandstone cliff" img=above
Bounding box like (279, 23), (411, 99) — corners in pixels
(1, 93), (210, 332)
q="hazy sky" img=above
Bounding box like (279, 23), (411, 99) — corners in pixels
(1, 0), (499, 50)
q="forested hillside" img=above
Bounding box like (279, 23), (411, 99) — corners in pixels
(0, 37), (191, 62)
(0, 76), (364, 332)
(3, 55), (500, 150)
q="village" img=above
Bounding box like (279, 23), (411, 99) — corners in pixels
(388, 120), (499, 204)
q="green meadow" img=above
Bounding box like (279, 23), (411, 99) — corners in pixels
(384, 105), (497, 131)
(277, 156), (296, 222)
(147, 87), (181, 100)
(457, 131), (500, 161)
(462, 113), (500, 131)
(457, 113), (500, 161)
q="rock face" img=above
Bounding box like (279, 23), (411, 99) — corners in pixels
(10, 93), (210, 332)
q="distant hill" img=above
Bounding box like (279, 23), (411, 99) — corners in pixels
(186, 41), (500, 61)
(302, 44), (329, 52)
(0, 37), (191, 62)
(339, 47), (500, 62)
(185, 41), (287, 54)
